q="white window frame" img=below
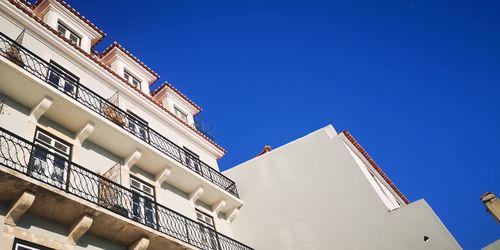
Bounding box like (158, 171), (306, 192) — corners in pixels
(196, 209), (215, 229)
(30, 129), (72, 189)
(174, 106), (188, 123)
(130, 176), (156, 227)
(195, 209), (218, 249)
(127, 111), (148, 140)
(47, 61), (79, 95)
(57, 21), (81, 46)
(14, 238), (53, 250)
(124, 70), (142, 90)
(183, 146), (201, 172)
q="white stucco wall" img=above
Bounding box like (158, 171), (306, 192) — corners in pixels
(0, 94), (30, 136)
(483, 240), (500, 250)
(225, 125), (461, 250)
(79, 140), (122, 173)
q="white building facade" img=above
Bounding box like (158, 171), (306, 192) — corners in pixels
(0, 0), (249, 249)
(0, 1), (463, 250)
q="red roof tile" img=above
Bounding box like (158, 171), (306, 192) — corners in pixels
(33, 0), (106, 43)
(342, 131), (410, 204)
(7, 0), (226, 154)
(256, 145), (272, 157)
(152, 82), (202, 112)
(100, 42), (160, 80)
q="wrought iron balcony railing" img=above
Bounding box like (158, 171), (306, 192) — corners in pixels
(0, 32), (239, 198)
(0, 127), (252, 250)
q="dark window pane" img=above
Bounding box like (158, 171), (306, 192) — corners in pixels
(57, 24), (66, 34)
(48, 71), (61, 86)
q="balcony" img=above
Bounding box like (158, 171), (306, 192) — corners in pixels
(0, 126), (252, 250)
(0, 32), (239, 199)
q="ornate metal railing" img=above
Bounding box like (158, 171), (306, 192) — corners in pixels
(0, 127), (251, 250)
(0, 32), (239, 198)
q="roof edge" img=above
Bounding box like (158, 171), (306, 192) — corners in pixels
(100, 42), (160, 80)
(151, 82), (202, 112)
(33, 0), (106, 37)
(341, 130), (410, 204)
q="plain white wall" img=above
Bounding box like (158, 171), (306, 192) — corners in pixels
(225, 125), (461, 250)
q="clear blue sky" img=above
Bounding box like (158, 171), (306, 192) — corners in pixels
(63, 0), (499, 248)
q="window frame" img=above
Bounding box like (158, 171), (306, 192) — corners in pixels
(13, 238), (54, 250)
(33, 127), (72, 160)
(195, 209), (216, 230)
(30, 128), (73, 189)
(56, 21), (81, 46)
(129, 175), (156, 228)
(47, 60), (79, 95)
(183, 146), (200, 172)
(124, 70), (142, 90)
(174, 106), (188, 123)
(127, 110), (149, 140)
(130, 176), (156, 199)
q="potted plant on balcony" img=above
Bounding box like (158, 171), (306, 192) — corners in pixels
(102, 105), (126, 127)
(5, 45), (25, 68)
(101, 92), (126, 127)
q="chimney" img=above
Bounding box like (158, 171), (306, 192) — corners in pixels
(481, 192), (500, 223)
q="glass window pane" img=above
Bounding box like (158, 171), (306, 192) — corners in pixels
(37, 132), (53, 145)
(54, 141), (69, 153)
(57, 24), (66, 35)
(69, 33), (79, 44)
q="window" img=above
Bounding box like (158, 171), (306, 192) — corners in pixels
(13, 238), (54, 250)
(174, 107), (188, 123)
(183, 147), (200, 172)
(29, 129), (72, 189)
(47, 61), (79, 95)
(57, 21), (80, 46)
(127, 111), (148, 140)
(130, 176), (156, 228)
(124, 70), (141, 89)
(196, 210), (215, 229)
(195, 209), (218, 249)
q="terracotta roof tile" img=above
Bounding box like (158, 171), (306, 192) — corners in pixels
(151, 82), (202, 112)
(7, 0), (226, 154)
(256, 145), (272, 157)
(100, 42), (160, 80)
(33, 0), (105, 40)
(342, 131), (410, 204)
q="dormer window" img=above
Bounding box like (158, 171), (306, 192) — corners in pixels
(174, 106), (188, 123)
(124, 70), (141, 90)
(57, 21), (80, 46)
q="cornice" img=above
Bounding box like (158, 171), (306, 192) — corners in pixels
(152, 82), (202, 113)
(100, 42), (160, 81)
(33, 0), (105, 39)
